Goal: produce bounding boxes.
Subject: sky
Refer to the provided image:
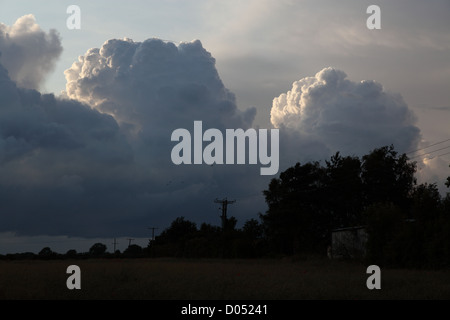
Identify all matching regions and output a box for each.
[0,0,449,254]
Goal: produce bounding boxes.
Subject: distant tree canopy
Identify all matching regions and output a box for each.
[123,244,143,258]
[365,182,450,268]
[66,249,77,258]
[361,146,416,211]
[160,217,198,243]
[89,243,107,256]
[38,247,54,258]
[150,215,266,259]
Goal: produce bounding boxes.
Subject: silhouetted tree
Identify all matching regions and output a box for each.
[224,216,237,232]
[162,216,198,242]
[234,218,266,258]
[361,145,416,213]
[364,202,406,266]
[411,183,441,222]
[364,181,450,268]
[10,252,36,260]
[261,145,418,256]
[123,244,143,258]
[153,217,198,257]
[242,218,264,240]
[196,223,222,257]
[325,152,363,228]
[411,181,450,268]
[261,161,328,254]
[89,243,107,256]
[38,247,55,260]
[65,249,78,258]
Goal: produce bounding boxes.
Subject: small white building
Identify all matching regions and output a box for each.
[330,226,368,259]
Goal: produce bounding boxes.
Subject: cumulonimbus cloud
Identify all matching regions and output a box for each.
[0,14,62,90]
[271,67,421,156]
[0,16,430,241]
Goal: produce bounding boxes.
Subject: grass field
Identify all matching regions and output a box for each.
[0,257,449,300]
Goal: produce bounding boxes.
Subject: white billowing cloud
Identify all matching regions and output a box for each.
[64,38,255,133]
[0,14,62,90]
[271,67,421,156]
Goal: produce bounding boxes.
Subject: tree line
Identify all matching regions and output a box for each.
[149,145,450,268]
[2,145,449,268]
[0,242,150,260]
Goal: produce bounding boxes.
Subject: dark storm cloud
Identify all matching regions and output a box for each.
[0,55,138,236]
[0,36,264,238]
[0,15,62,90]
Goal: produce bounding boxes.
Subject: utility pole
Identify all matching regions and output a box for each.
[112,238,118,252]
[148,227,159,241]
[147,227,159,258]
[214,198,236,230]
[127,238,134,247]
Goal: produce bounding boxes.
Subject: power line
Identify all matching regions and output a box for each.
[437,151,450,158]
[408,145,450,160]
[406,138,450,155]
[423,151,450,160]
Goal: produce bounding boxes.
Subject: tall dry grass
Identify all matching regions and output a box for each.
[0,257,449,299]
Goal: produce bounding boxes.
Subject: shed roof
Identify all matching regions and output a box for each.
[332,225,366,232]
